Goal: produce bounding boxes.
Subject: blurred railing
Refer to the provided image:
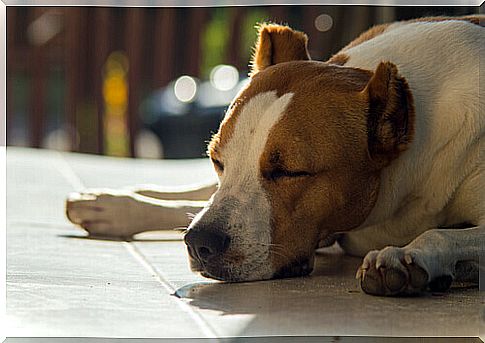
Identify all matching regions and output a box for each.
[6,6,478,158]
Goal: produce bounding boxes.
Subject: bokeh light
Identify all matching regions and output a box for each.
[174,75,198,103]
[210,64,239,91]
[314,14,333,32]
[27,11,63,46]
[135,129,164,159]
[102,51,129,157]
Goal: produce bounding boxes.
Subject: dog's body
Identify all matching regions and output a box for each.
[336,18,483,251]
[67,16,484,296]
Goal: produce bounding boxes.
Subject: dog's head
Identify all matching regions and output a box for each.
[185,24,415,281]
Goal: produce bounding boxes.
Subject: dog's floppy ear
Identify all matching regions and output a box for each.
[250,23,311,76]
[363,61,415,167]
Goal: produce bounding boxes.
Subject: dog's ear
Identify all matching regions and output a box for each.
[250,23,311,76]
[363,61,415,167]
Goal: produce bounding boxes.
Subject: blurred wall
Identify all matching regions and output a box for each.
[6,5,479,157]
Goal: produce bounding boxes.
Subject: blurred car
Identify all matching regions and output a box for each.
[140,65,249,159]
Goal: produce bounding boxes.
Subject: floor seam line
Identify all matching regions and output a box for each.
[54,151,85,191]
[123,242,220,339]
[53,151,219,339]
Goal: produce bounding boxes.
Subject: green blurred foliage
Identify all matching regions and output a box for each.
[201,8,269,77]
[240,9,269,71]
[201,8,230,78]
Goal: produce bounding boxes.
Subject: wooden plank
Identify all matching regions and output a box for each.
[268,5,287,23]
[93,7,111,154]
[226,7,245,69]
[340,6,373,48]
[29,8,47,148]
[301,6,320,58]
[6,7,17,144]
[153,8,177,88]
[64,8,82,151]
[184,8,209,77]
[125,8,144,157]
[302,6,343,61]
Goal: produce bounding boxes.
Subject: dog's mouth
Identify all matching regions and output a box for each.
[188,253,314,282]
[200,269,233,281]
[272,257,314,279]
[189,257,245,282]
[188,255,256,282]
[187,249,233,281]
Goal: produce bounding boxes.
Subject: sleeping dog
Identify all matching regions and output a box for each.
[66,15,484,296]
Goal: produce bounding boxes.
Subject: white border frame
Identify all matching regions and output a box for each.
[1,0,6,342]
[0,1,483,341]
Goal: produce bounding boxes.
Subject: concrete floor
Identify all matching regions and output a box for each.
[6,147,485,341]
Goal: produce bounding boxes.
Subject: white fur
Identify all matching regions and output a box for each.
[190,91,294,280]
[337,20,484,284]
[66,189,206,238]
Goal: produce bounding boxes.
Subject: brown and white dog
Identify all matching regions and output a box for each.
[66,16,484,296]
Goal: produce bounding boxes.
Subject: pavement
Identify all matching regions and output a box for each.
[5,147,485,342]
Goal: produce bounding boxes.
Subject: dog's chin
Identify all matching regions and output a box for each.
[272,257,314,280]
[189,256,314,282]
[200,269,234,282]
[188,258,269,282]
[188,258,231,281]
[197,264,268,283]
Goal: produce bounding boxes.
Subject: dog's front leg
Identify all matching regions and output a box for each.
[128,182,217,201]
[356,225,484,296]
[66,190,205,239]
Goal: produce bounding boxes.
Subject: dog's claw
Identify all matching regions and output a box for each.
[360,267,385,295]
[355,267,363,279]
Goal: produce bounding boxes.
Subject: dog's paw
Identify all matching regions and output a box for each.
[65,189,143,239]
[356,246,448,296]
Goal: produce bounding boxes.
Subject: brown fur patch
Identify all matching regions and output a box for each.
[327,53,349,66]
[255,63,383,272]
[364,62,415,167]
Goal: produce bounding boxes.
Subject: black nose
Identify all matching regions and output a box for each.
[184,229,230,262]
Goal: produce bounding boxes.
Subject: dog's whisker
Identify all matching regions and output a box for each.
[237,242,286,249]
[268,249,293,263]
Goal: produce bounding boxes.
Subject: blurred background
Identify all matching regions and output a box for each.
[6,5,480,159]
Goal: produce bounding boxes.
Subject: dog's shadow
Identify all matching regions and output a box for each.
[175,248,479,319]
[174,246,365,316]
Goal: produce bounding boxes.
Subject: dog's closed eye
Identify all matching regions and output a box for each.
[265,168,313,181]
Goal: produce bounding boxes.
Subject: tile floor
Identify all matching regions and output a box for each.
[5,147,485,341]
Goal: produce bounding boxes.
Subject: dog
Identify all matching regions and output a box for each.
[66,15,484,296]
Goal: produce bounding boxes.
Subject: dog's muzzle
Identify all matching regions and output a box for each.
[184,226,315,282]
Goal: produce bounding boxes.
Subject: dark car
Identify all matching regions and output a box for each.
[141,66,249,159]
